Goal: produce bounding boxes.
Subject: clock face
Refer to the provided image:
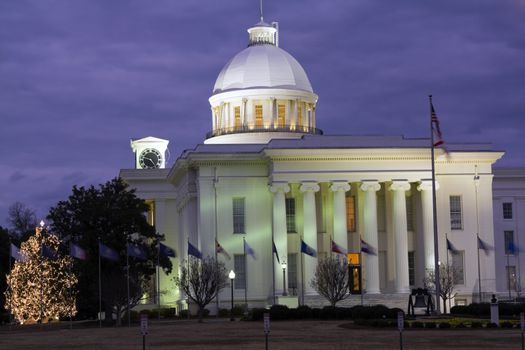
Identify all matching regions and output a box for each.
[139,148,163,169]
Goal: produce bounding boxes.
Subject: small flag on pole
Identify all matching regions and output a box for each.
[431,101,448,153]
[507,241,518,255]
[331,239,347,255]
[216,240,231,260]
[300,239,317,258]
[360,238,376,255]
[188,241,202,259]
[244,239,256,259]
[70,243,88,260]
[127,243,147,260]
[159,243,176,258]
[10,243,27,262]
[477,237,491,255]
[272,240,280,264]
[99,242,119,261]
[446,238,459,253]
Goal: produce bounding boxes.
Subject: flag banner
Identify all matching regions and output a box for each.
[244,239,256,259]
[159,243,176,258]
[272,240,280,264]
[477,237,491,254]
[99,242,119,261]
[215,240,231,260]
[431,102,448,152]
[10,243,27,262]
[70,243,88,260]
[300,239,317,257]
[42,245,58,259]
[331,239,347,255]
[188,241,202,259]
[507,241,518,255]
[127,243,147,260]
[446,238,459,252]
[360,239,377,255]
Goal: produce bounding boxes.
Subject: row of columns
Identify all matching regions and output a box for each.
[270,179,437,295]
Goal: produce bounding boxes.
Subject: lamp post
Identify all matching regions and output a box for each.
[229,270,235,321]
[281,261,287,296]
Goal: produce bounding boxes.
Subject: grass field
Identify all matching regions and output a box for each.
[1,319,524,349]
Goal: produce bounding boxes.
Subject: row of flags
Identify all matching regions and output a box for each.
[446,236,494,255]
[9,241,177,263]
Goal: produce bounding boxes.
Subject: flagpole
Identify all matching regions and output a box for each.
[213,168,220,316]
[507,253,512,300]
[126,244,131,327]
[98,238,102,328]
[271,201,276,305]
[430,95,442,314]
[243,237,248,312]
[157,242,161,321]
[301,249,305,306]
[474,166,482,302]
[187,239,191,319]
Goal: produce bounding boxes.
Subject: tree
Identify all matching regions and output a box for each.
[47,177,172,325]
[7,202,37,239]
[4,225,77,324]
[310,256,350,307]
[174,257,228,322]
[424,263,461,314]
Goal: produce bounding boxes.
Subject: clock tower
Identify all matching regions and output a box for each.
[130,136,169,169]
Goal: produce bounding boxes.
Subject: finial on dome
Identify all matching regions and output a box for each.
[260,0,264,22]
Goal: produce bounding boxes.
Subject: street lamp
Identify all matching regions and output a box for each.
[229,270,235,321]
[281,261,287,296]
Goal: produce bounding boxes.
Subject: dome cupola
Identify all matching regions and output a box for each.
[206,18,320,144]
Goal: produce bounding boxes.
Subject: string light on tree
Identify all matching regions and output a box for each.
[4,223,78,324]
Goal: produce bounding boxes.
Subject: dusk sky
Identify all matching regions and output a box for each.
[1,0,524,226]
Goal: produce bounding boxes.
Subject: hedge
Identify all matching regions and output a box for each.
[451,302,525,317]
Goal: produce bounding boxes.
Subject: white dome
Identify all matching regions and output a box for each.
[213,44,313,94]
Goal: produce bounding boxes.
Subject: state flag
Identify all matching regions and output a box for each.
[159,243,176,258]
[360,238,377,255]
[70,243,88,260]
[300,239,317,258]
[42,245,58,259]
[331,239,347,255]
[127,243,147,260]
[216,240,231,260]
[244,239,256,259]
[446,238,459,253]
[188,241,202,259]
[10,243,27,262]
[272,240,280,264]
[99,242,119,261]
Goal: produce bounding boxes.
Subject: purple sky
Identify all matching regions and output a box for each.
[1,0,524,226]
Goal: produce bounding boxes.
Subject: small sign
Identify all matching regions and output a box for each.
[397,311,404,332]
[521,312,524,332]
[263,313,270,334]
[347,253,360,266]
[140,314,148,336]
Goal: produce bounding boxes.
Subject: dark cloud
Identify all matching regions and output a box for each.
[0,0,524,225]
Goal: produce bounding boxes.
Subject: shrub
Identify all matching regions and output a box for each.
[250,308,267,321]
[501,321,514,328]
[232,305,245,316]
[424,322,437,329]
[311,308,321,319]
[411,321,424,328]
[218,308,230,318]
[179,310,190,318]
[455,322,466,328]
[350,305,392,320]
[320,306,347,320]
[159,308,177,319]
[294,305,313,319]
[270,305,289,320]
[486,322,498,328]
[439,322,451,329]
[471,321,483,328]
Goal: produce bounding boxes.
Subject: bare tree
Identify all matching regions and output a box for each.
[424,263,461,314]
[311,256,350,307]
[174,257,228,322]
[7,202,37,238]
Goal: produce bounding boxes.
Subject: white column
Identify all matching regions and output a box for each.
[417,179,439,273]
[300,182,320,295]
[269,182,290,296]
[241,98,247,127]
[269,97,275,128]
[360,181,381,294]
[330,181,351,252]
[390,180,411,293]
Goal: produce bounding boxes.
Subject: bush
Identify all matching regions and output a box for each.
[250,308,268,321]
[439,322,451,329]
[320,306,347,320]
[350,305,393,320]
[270,305,289,320]
[218,308,230,318]
[471,321,483,328]
[179,310,189,319]
[455,322,466,328]
[501,321,514,328]
[312,308,321,319]
[232,305,245,316]
[294,305,313,319]
[159,308,177,319]
[424,322,437,329]
[411,321,424,328]
[486,322,498,328]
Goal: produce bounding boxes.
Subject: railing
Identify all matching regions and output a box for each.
[205,125,323,139]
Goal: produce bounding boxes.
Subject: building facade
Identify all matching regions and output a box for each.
[120,19,505,311]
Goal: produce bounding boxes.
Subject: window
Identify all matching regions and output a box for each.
[504,230,515,255]
[234,106,241,129]
[287,253,298,294]
[285,198,296,233]
[449,196,463,230]
[277,104,285,128]
[297,106,303,128]
[408,251,415,286]
[146,200,155,226]
[451,250,465,285]
[506,265,517,291]
[406,196,413,231]
[346,196,356,232]
[255,104,263,128]
[232,198,245,234]
[503,202,513,219]
[234,255,246,289]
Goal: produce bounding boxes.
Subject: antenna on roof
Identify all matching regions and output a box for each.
[259,0,264,22]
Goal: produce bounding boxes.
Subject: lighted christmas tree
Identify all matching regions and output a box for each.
[4,224,78,324]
